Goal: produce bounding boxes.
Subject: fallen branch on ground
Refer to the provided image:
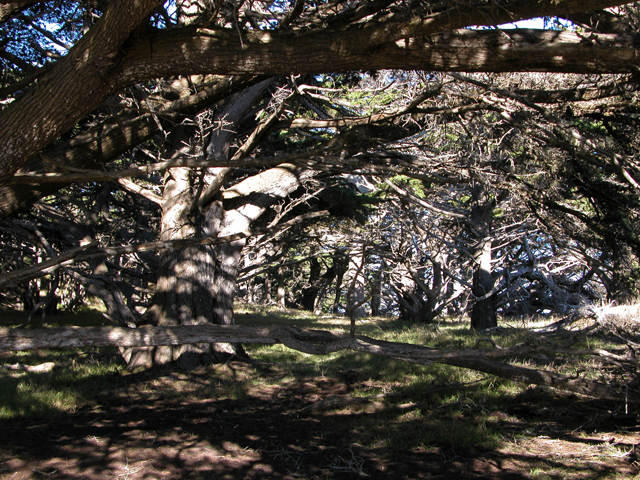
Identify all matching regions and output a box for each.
[0,324,636,404]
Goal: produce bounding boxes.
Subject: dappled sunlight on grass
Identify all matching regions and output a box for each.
[0,375,80,418]
[1,305,638,479]
[0,348,126,418]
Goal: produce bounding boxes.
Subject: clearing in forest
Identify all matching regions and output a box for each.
[0,306,638,479]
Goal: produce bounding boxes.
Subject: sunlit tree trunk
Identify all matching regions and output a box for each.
[146,164,228,369]
[370,259,384,316]
[313,256,339,314]
[126,77,275,369]
[300,254,321,311]
[277,266,287,308]
[469,183,498,331]
[347,244,367,318]
[331,252,348,313]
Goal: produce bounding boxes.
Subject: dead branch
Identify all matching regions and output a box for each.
[0,323,637,404]
[0,210,329,288]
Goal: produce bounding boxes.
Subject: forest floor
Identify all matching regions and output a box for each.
[1,306,639,479]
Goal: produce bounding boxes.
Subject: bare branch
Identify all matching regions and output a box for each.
[0,210,329,288]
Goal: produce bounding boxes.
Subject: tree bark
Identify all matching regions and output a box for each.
[470,236,497,331]
[370,259,384,316]
[0,75,261,221]
[469,183,498,331]
[119,29,640,85]
[0,0,163,184]
[300,255,322,311]
[346,245,367,318]
[609,240,640,304]
[277,266,287,308]
[143,162,227,369]
[130,164,315,369]
[331,253,348,313]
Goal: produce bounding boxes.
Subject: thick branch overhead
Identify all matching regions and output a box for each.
[0,0,637,184]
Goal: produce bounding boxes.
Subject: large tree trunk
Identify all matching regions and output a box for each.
[125,164,314,370]
[127,162,230,370]
[126,78,278,370]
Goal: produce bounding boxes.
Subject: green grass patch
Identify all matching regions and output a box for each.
[0,302,630,472]
[0,348,125,419]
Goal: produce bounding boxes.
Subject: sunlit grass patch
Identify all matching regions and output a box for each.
[0,377,80,418]
[0,348,125,419]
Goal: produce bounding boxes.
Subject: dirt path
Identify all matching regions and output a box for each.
[1,363,638,479]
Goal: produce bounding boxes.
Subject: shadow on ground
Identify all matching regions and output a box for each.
[1,361,638,480]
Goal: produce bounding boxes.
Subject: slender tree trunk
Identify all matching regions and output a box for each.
[610,241,640,304]
[347,244,367,318]
[313,265,337,314]
[469,183,498,332]
[264,274,272,304]
[470,235,497,331]
[370,259,383,316]
[300,255,321,311]
[332,252,348,313]
[277,266,287,308]
[312,257,339,314]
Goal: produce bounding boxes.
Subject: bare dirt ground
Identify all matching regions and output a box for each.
[1,361,639,480]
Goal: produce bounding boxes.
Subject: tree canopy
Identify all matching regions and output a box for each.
[1,0,640,190]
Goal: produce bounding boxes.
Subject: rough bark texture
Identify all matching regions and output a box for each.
[120,29,640,83]
[0,0,163,184]
[125,164,315,370]
[126,79,283,370]
[144,164,226,369]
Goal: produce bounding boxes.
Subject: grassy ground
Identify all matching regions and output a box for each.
[0,305,638,479]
